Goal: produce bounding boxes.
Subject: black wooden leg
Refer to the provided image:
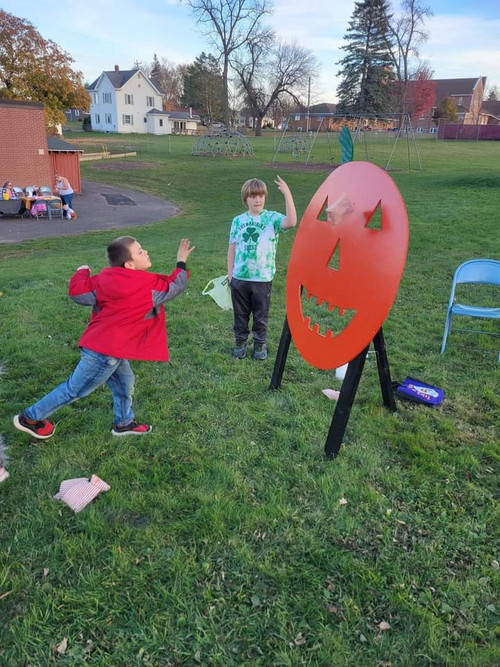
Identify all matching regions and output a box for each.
[324,345,369,458]
[269,317,292,390]
[373,328,396,411]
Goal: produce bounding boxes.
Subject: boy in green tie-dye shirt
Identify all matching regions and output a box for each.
[227,176,297,360]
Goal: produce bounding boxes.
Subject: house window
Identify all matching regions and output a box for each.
[122,114,134,125]
[174,121,186,130]
[458,96,463,106]
[159,119,163,127]
[295,114,301,121]
[105,113,112,124]
[74,110,80,117]
[102,92,112,104]
[146,96,154,106]
[95,113,100,124]
[125,94,134,105]
[93,93,99,104]
[144,117,147,123]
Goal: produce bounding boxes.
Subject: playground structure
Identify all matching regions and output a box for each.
[272,112,422,171]
[192,128,254,157]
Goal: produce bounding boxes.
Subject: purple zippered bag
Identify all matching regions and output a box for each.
[393,377,444,406]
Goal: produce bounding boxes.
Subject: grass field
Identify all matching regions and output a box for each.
[0,134,499,665]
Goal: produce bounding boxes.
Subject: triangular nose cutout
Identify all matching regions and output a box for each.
[319,196,329,221]
[365,200,383,230]
[327,240,340,271]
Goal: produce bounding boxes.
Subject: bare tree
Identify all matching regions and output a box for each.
[384,0,433,112]
[186,0,272,127]
[233,38,317,135]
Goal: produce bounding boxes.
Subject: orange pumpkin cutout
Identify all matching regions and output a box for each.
[286,162,409,370]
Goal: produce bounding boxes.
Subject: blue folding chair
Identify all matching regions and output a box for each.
[440,259,500,362]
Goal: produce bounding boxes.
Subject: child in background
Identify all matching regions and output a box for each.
[227,176,297,360]
[14,236,194,438]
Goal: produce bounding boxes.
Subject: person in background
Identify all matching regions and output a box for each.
[54,172,75,219]
[2,181,17,199]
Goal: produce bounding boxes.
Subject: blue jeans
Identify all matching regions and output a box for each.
[60,193,74,209]
[24,348,135,426]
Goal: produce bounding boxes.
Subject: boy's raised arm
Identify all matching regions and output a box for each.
[152,238,194,305]
[69,266,97,307]
[275,175,297,230]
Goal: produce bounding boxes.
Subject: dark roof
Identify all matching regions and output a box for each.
[146,108,169,115]
[482,100,500,118]
[47,136,83,152]
[146,109,200,120]
[291,102,338,116]
[309,103,337,114]
[0,99,44,110]
[88,68,157,91]
[168,111,200,120]
[434,77,486,102]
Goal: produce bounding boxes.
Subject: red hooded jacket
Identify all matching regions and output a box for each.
[68,264,189,362]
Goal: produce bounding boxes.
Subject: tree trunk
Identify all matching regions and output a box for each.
[222,58,230,128]
[254,115,263,136]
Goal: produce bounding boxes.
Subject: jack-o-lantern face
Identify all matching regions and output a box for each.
[286,162,408,370]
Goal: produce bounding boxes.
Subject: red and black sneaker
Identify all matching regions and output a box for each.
[111,421,152,437]
[13,413,55,439]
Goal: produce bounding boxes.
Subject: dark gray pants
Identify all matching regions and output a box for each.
[231,278,272,345]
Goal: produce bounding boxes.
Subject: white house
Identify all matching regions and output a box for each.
[87,65,162,134]
[146,109,200,135]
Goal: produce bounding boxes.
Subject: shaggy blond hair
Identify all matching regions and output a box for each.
[241,178,267,206]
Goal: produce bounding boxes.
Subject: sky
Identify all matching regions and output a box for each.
[2,0,499,103]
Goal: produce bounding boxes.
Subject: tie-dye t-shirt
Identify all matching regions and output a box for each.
[229,210,286,281]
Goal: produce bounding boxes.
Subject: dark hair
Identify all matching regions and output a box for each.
[107,236,136,267]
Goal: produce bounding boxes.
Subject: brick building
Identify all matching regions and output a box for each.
[0,100,53,188]
[0,99,82,192]
[413,77,488,132]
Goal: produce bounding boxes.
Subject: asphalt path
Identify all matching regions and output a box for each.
[0,179,180,244]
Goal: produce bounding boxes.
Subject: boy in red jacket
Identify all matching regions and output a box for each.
[14,236,194,439]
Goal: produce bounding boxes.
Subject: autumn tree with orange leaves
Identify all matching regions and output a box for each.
[0,10,90,132]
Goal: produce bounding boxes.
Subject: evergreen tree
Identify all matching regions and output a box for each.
[181,53,224,122]
[336,0,393,115]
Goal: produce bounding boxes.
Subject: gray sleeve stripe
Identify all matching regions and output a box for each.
[152,271,188,306]
[71,290,97,307]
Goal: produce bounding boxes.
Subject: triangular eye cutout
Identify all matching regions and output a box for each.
[364,199,383,230]
[327,240,340,271]
[318,196,329,222]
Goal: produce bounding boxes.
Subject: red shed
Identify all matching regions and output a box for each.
[48,136,84,193]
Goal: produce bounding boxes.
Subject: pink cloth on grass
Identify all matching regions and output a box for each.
[54,474,110,512]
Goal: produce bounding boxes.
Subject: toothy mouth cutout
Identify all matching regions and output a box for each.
[300,285,357,337]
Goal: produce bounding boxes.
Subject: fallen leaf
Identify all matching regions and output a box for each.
[491,560,499,570]
[322,388,340,401]
[339,497,348,506]
[0,591,12,600]
[327,604,338,613]
[43,568,49,578]
[56,637,68,654]
[294,633,306,646]
[379,621,390,631]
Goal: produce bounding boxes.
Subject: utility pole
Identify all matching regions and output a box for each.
[306,77,311,133]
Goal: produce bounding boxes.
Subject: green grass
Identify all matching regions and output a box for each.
[1,135,499,665]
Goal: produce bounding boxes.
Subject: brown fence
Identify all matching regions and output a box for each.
[438,124,500,141]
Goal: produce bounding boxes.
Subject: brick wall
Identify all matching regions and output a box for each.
[0,100,52,189]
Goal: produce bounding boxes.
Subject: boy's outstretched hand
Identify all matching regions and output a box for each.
[177,238,195,263]
[275,175,291,196]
